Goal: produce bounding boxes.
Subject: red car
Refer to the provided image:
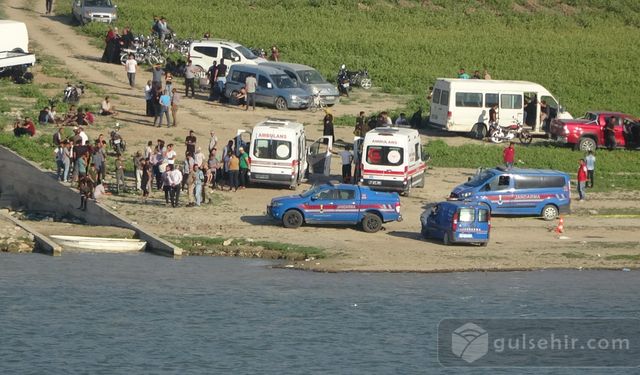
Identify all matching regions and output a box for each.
[550,111,640,151]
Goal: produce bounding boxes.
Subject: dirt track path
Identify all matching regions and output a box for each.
[5,0,640,271]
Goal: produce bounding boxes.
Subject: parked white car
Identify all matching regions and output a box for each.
[188,39,266,85]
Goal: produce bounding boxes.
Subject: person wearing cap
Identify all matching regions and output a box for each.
[238,147,249,189]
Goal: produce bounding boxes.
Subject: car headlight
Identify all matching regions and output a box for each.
[271,201,283,207]
[290,95,298,100]
[460,192,472,198]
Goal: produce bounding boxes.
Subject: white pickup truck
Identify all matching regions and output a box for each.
[0,20,35,82]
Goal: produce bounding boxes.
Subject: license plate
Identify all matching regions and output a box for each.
[324,96,335,100]
[458,233,473,239]
[368,180,382,186]
[113,139,121,144]
[254,174,269,180]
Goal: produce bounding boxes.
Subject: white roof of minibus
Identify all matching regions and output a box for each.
[435,78,550,92]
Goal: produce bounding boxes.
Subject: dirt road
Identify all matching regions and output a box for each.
[5,0,640,271]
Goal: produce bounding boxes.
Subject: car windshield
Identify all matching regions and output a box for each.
[581,112,598,122]
[271,74,297,89]
[298,70,325,84]
[85,0,113,6]
[252,139,292,160]
[236,46,258,60]
[465,170,495,187]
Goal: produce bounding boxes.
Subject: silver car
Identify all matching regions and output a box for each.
[261,62,340,105]
[72,0,118,25]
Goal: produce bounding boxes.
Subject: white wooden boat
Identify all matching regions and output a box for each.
[50,235,147,253]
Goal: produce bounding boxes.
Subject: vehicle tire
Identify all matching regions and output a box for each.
[443,231,452,245]
[480,241,488,247]
[120,53,128,65]
[519,130,533,145]
[360,78,372,89]
[469,123,487,140]
[361,213,382,233]
[417,172,425,188]
[229,91,239,105]
[541,204,559,221]
[490,129,504,144]
[282,210,303,229]
[275,96,288,111]
[578,137,597,152]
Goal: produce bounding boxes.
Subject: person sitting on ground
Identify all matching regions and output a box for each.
[234,87,247,109]
[100,96,117,116]
[76,108,88,126]
[38,107,53,124]
[61,105,78,126]
[85,108,95,125]
[13,117,36,137]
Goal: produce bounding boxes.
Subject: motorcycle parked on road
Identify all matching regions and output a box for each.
[110,124,126,156]
[63,82,85,104]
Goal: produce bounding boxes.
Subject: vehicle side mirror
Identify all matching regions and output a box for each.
[266,82,272,89]
[483,184,491,191]
[310,195,318,201]
[234,56,240,62]
[467,177,472,182]
[559,106,564,113]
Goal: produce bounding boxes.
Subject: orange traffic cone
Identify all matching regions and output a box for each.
[555,216,564,234]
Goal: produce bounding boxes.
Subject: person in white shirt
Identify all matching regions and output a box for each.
[330,145,354,183]
[78,127,89,145]
[585,151,596,188]
[144,81,154,116]
[124,53,137,88]
[164,143,177,165]
[194,147,205,167]
[100,96,117,116]
[166,164,183,207]
[208,130,218,154]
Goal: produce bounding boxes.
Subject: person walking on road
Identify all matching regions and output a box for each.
[585,151,596,188]
[125,53,137,88]
[45,0,53,14]
[503,142,515,169]
[171,88,180,127]
[577,159,588,201]
[244,74,257,111]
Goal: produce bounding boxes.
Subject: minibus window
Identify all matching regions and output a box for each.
[366,146,404,166]
[458,208,475,222]
[485,93,499,108]
[466,170,495,187]
[440,90,450,106]
[432,88,441,104]
[500,94,522,109]
[455,93,482,108]
[478,209,489,222]
[253,139,292,160]
[487,175,510,191]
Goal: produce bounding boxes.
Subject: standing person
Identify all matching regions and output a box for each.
[78,176,93,211]
[227,151,240,192]
[151,65,164,90]
[270,46,280,61]
[194,165,204,206]
[165,143,177,166]
[194,147,205,168]
[167,164,183,208]
[585,151,596,188]
[330,145,353,183]
[489,103,498,127]
[604,117,617,150]
[184,60,196,98]
[140,158,151,203]
[54,142,65,181]
[483,69,492,80]
[45,0,53,14]
[238,147,249,189]
[115,155,126,193]
[185,130,197,155]
[171,88,180,127]
[323,109,334,143]
[577,159,588,201]
[354,111,367,137]
[208,130,218,154]
[144,81,154,116]
[61,140,72,182]
[244,74,257,111]
[154,89,172,127]
[207,60,218,100]
[503,142,515,169]
[186,158,196,206]
[125,53,137,88]
[133,151,143,191]
[214,58,228,100]
[208,149,219,189]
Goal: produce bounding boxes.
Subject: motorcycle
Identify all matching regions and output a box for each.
[337,65,350,97]
[346,68,372,89]
[63,82,85,104]
[488,117,533,144]
[109,124,126,156]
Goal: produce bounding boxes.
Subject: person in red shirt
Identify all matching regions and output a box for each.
[577,159,588,201]
[503,142,515,169]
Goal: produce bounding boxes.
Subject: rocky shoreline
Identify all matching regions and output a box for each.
[0,213,34,253]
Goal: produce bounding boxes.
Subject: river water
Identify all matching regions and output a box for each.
[1,253,638,374]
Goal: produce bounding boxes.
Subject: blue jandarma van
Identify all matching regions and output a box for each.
[449,167,571,221]
[420,201,490,246]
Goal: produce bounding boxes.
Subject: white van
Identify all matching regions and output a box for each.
[0,20,35,78]
[429,79,573,138]
[357,127,426,195]
[236,119,308,189]
[188,39,266,86]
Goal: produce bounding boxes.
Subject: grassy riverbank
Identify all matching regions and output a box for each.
[59,0,640,115]
[425,140,640,191]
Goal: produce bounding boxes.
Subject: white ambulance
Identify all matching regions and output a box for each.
[236,119,308,189]
[357,127,426,195]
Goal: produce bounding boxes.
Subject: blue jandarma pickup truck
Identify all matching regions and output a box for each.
[267,182,402,233]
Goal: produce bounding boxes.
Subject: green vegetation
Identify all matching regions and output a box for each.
[561,251,588,259]
[425,140,640,191]
[166,235,326,260]
[604,254,640,261]
[62,0,640,116]
[0,132,56,170]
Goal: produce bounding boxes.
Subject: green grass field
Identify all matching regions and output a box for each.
[63,0,640,116]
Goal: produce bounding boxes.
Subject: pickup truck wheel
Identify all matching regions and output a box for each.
[578,137,597,152]
[542,204,559,221]
[361,213,382,233]
[282,210,303,228]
